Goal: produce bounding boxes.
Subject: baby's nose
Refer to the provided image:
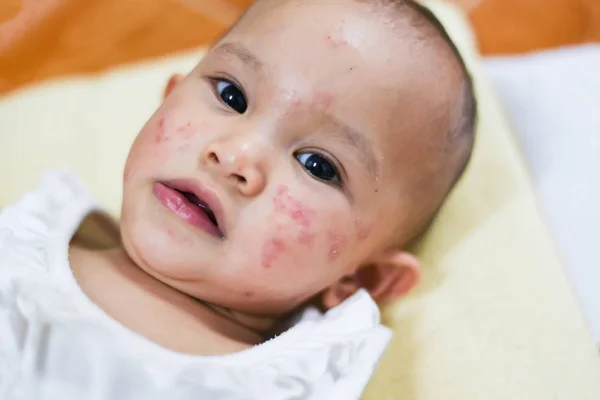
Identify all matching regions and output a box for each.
[202,139,267,197]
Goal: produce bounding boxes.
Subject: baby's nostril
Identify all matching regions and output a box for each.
[208,152,219,163]
[234,174,247,184]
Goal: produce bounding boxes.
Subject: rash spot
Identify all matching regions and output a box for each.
[177,122,194,136]
[354,219,373,242]
[299,230,316,247]
[274,185,289,212]
[326,35,348,49]
[328,231,349,262]
[156,116,170,143]
[262,238,287,269]
[313,92,334,112]
[175,122,196,150]
[273,185,317,248]
[243,291,254,297]
[123,167,131,182]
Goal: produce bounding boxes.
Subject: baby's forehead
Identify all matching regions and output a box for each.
[223,0,458,112]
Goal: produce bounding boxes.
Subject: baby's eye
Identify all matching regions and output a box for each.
[295,152,341,185]
[215,79,248,114]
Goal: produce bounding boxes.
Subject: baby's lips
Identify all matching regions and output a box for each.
[162,177,228,238]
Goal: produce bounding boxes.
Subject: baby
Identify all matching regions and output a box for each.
[0,0,476,398]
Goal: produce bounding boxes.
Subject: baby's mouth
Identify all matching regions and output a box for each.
[154,179,225,238]
[177,190,219,228]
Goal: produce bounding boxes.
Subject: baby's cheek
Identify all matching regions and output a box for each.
[255,186,377,272]
[261,237,287,269]
[327,231,350,262]
[258,185,375,270]
[354,219,374,242]
[153,109,203,150]
[123,165,132,183]
[260,185,319,269]
[325,219,375,263]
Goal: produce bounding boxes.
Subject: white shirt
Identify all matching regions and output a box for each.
[0,170,392,400]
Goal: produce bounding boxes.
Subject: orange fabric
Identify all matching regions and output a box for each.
[1,0,599,94]
[0,0,252,94]
[470,0,600,55]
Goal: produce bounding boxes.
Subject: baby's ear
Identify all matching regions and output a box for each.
[163,74,185,100]
[321,251,421,310]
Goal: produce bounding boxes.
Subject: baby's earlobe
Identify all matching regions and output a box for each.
[355,252,421,304]
[321,276,362,310]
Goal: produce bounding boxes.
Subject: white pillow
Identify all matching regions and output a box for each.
[485,45,600,341]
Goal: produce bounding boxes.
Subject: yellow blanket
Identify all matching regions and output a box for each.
[1,2,599,399]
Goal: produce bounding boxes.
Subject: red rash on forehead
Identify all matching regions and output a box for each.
[326,34,349,49]
[313,92,334,112]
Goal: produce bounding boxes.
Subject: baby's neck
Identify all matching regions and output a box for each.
[69,244,276,355]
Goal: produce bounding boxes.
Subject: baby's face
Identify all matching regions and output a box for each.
[121,0,454,314]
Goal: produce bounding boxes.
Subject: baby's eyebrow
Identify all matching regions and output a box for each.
[324,114,380,180]
[213,42,264,76]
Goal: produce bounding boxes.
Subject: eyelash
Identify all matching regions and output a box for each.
[210,76,249,114]
[295,150,344,187]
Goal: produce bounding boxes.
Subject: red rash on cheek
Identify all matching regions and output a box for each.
[273,185,289,213]
[261,238,287,269]
[354,219,374,242]
[274,185,317,247]
[261,186,318,269]
[123,166,131,182]
[298,230,316,247]
[328,231,349,262]
[156,111,198,146]
[175,122,198,150]
[177,122,194,138]
[156,117,170,143]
